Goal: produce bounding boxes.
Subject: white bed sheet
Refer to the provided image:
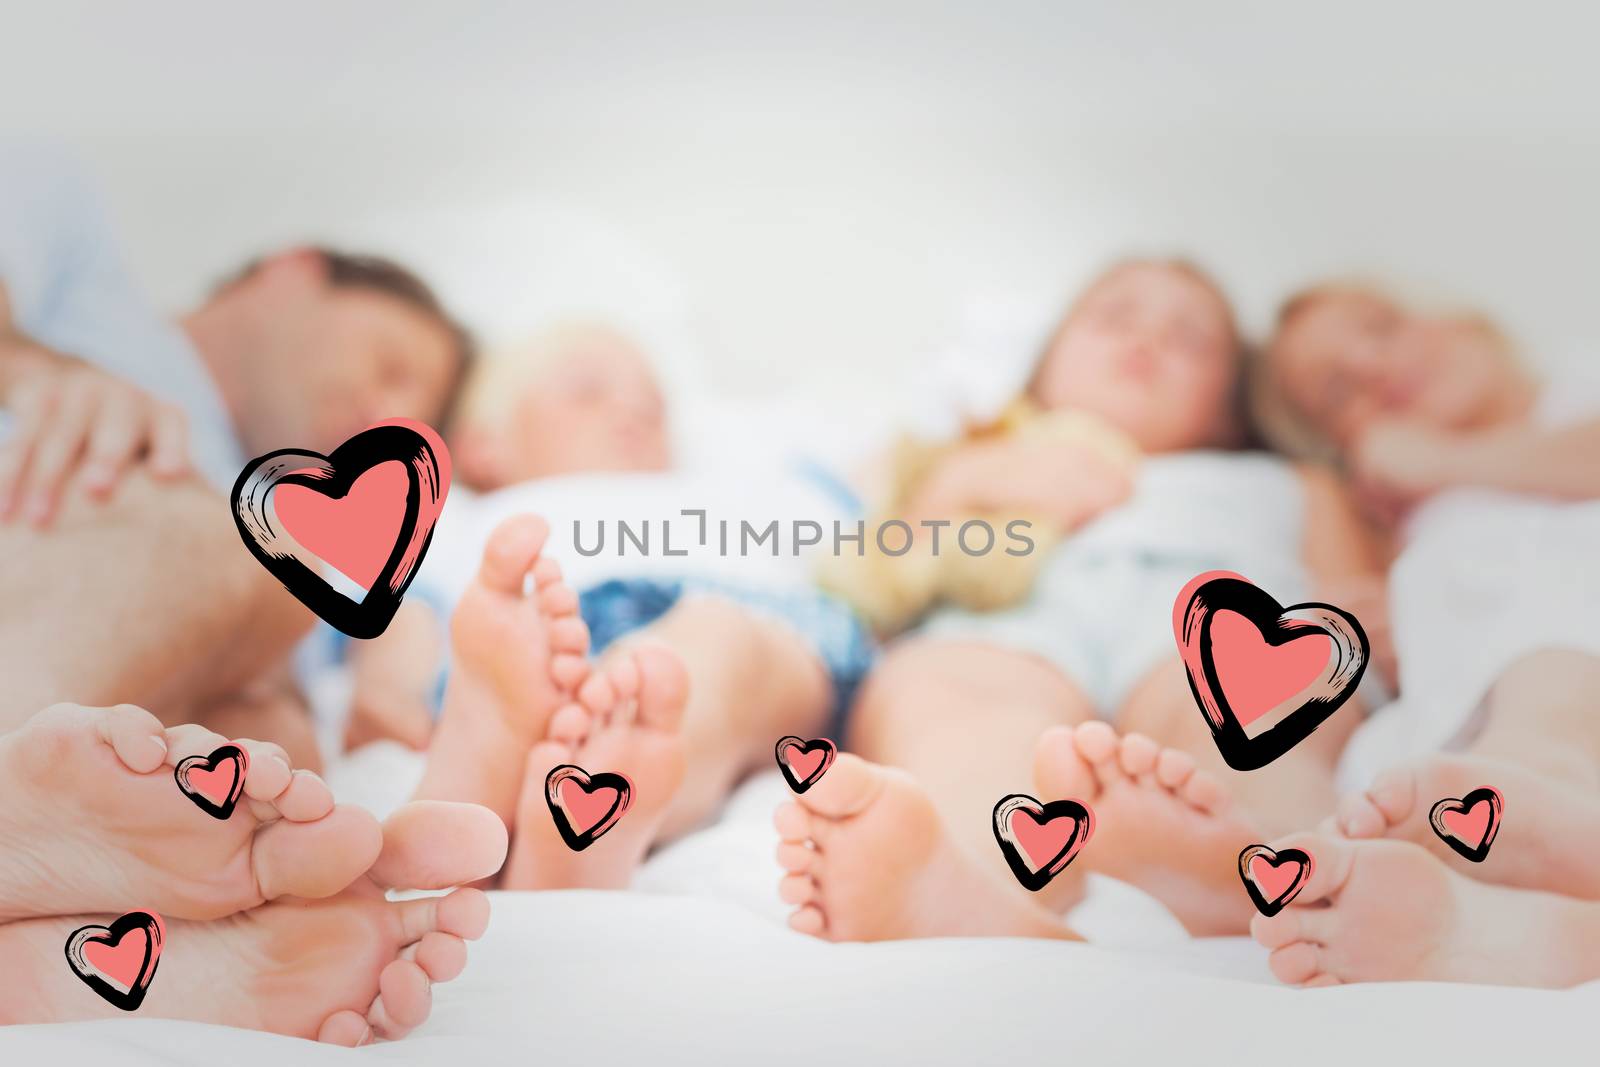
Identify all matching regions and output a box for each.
[5,761,1588,1064]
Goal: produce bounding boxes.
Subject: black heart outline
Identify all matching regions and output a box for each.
[991,794,1095,893]
[230,421,448,639]
[1429,786,1504,863]
[774,736,837,794]
[544,764,634,852]
[173,743,250,821]
[64,910,165,1012]
[1176,573,1369,771]
[1238,844,1314,917]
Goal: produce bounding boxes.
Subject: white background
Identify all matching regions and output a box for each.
[3,0,1596,411]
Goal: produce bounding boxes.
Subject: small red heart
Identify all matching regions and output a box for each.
[545,765,633,851]
[65,911,166,1012]
[1429,787,1504,863]
[1238,844,1314,916]
[174,743,250,820]
[774,736,837,793]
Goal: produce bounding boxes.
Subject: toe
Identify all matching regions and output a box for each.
[548,616,590,656]
[1268,942,1324,985]
[273,769,336,821]
[395,887,493,943]
[547,706,590,746]
[254,805,384,903]
[406,931,469,983]
[776,841,816,873]
[317,1009,372,1047]
[631,643,689,732]
[789,905,826,936]
[1178,768,1230,814]
[1118,732,1161,777]
[793,754,886,820]
[1032,724,1098,803]
[235,739,293,802]
[1267,832,1355,905]
[1251,909,1309,950]
[540,584,581,618]
[1302,973,1342,988]
[1335,791,1388,838]
[371,959,432,1037]
[1364,767,1418,828]
[1154,747,1196,790]
[577,673,618,720]
[531,556,564,590]
[779,872,817,905]
[96,704,168,773]
[163,723,231,763]
[550,655,590,693]
[1073,721,1126,785]
[369,802,510,891]
[477,515,550,593]
[774,802,812,843]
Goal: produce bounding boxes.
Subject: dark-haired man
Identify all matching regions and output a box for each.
[0,145,472,740]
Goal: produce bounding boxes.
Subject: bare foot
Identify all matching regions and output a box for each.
[1336,754,1600,897]
[0,800,507,1041]
[1251,833,1600,988]
[503,643,689,888]
[773,753,1078,941]
[1032,722,1259,936]
[413,514,590,826]
[0,703,382,922]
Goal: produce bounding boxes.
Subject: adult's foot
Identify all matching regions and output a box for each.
[1251,833,1600,988]
[1032,722,1259,936]
[1336,754,1600,898]
[413,514,590,826]
[0,800,506,1042]
[0,702,381,922]
[773,753,1078,942]
[502,643,689,889]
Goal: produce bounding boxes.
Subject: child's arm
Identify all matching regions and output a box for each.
[1298,463,1398,693]
[909,436,1133,530]
[1354,418,1600,505]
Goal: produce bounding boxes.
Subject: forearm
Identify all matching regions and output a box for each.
[1449,421,1600,499]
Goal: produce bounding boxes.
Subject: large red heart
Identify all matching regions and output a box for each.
[1174,571,1369,771]
[774,736,837,794]
[1238,844,1314,916]
[992,794,1095,892]
[1429,787,1504,863]
[65,911,166,1012]
[231,419,450,639]
[545,764,633,851]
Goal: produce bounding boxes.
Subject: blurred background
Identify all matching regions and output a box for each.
[4,0,1596,419]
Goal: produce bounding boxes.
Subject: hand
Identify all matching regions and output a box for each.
[0,304,190,526]
[1348,420,1462,517]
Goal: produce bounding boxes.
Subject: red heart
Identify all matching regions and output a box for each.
[1010,808,1081,870]
[559,779,623,834]
[173,744,250,820]
[65,911,166,1011]
[992,794,1095,891]
[1209,610,1333,727]
[1429,787,1504,862]
[274,460,410,591]
[544,765,633,851]
[774,736,837,793]
[1237,844,1314,916]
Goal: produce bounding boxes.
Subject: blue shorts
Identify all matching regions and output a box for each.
[580,577,875,737]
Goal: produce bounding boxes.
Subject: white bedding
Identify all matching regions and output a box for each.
[4,763,1591,1063]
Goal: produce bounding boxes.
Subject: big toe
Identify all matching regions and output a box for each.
[1033,724,1098,803]
[477,514,551,593]
[630,642,690,732]
[794,754,888,820]
[368,801,509,890]
[254,804,384,905]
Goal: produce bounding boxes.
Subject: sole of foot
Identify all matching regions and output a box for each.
[416,513,591,826]
[502,642,689,889]
[773,753,1078,942]
[0,702,382,922]
[1336,753,1600,896]
[1032,721,1259,936]
[1251,832,1595,988]
[2,800,508,1041]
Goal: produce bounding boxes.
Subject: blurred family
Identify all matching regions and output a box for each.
[2,143,1599,1043]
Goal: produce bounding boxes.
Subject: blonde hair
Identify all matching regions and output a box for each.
[459,319,647,428]
[1252,278,1522,461]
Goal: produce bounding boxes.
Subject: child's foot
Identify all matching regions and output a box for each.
[773,753,1079,942]
[1336,754,1600,897]
[0,800,506,1041]
[1250,833,1598,988]
[502,643,689,889]
[1032,722,1259,935]
[414,514,591,825]
[0,703,382,922]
